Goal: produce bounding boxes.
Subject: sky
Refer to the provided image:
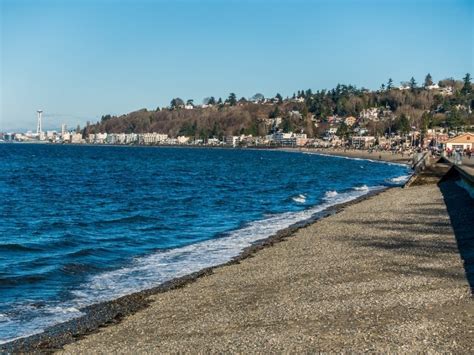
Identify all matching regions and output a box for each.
[1,0,473,131]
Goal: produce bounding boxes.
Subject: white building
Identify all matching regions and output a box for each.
[351,136,375,148]
[177,136,190,144]
[207,138,220,145]
[71,133,83,144]
[426,83,440,90]
[142,133,168,144]
[360,108,379,121]
[226,136,240,147]
[445,133,474,151]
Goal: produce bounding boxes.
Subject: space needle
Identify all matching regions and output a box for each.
[36,109,43,140]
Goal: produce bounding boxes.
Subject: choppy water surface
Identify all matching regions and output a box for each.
[0,144,410,342]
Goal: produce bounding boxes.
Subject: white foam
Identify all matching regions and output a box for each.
[353,185,369,191]
[387,174,411,184]
[292,194,306,203]
[0,185,383,345]
[324,190,338,199]
[302,151,409,167]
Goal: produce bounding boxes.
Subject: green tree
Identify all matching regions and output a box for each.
[101,114,112,123]
[203,97,216,105]
[227,93,237,106]
[380,83,386,91]
[275,93,283,103]
[186,99,194,106]
[409,77,417,91]
[446,109,466,129]
[424,73,433,87]
[421,111,431,134]
[281,117,294,133]
[170,97,184,109]
[269,106,281,118]
[336,122,349,138]
[387,78,393,90]
[461,73,472,94]
[397,114,410,134]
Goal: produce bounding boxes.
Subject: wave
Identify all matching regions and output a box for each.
[0,184,382,345]
[386,174,411,184]
[353,185,369,191]
[0,243,41,252]
[303,151,409,167]
[93,214,157,226]
[292,194,306,203]
[324,190,338,199]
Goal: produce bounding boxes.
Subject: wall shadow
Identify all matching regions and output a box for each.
[438,178,474,294]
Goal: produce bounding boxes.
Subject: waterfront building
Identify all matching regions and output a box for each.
[226,136,240,147]
[177,136,190,144]
[142,133,168,144]
[71,133,83,144]
[351,136,376,148]
[445,133,474,151]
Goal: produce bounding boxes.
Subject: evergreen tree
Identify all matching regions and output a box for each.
[227,93,237,106]
[397,114,410,134]
[336,122,349,138]
[424,73,433,87]
[387,78,393,90]
[217,97,223,105]
[269,106,281,118]
[380,83,386,91]
[275,93,283,103]
[409,77,417,90]
[281,117,294,133]
[446,109,465,129]
[461,73,472,94]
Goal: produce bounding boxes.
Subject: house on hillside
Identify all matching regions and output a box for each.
[360,108,379,121]
[445,133,474,151]
[344,116,357,127]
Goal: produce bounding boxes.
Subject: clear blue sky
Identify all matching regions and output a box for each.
[1,0,473,131]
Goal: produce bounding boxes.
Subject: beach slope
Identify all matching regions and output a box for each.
[61,183,473,353]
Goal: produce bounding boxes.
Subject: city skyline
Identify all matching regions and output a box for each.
[1,0,473,131]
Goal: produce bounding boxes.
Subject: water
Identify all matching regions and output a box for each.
[0,144,410,343]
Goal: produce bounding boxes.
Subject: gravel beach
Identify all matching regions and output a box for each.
[59,181,474,353]
[295,147,414,165]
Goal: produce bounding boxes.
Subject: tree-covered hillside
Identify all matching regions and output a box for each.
[84,74,474,139]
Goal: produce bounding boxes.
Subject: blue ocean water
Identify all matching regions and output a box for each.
[0,144,410,343]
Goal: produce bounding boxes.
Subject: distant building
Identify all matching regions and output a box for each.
[351,136,375,148]
[71,133,83,144]
[142,133,168,144]
[207,138,220,145]
[177,136,190,144]
[226,136,240,147]
[445,133,474,151]
[426,83,440,90]
[360,108,379,121]
[344,116,357,127]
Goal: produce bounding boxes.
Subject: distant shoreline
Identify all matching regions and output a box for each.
[2,141,413,166]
